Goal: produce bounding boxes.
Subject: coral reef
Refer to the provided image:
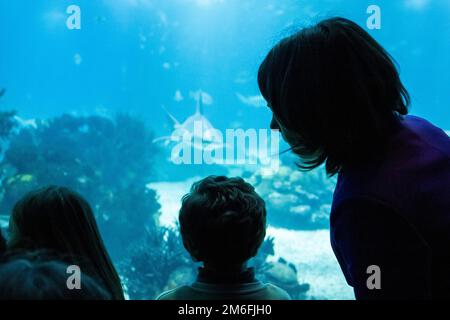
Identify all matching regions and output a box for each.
[0,111,17,140]
[252,237,310,299]
[245,161,336,230]
[0,110,18,161]
[0,113,161,258]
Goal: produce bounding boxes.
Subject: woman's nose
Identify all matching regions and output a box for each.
[270,116,280,130]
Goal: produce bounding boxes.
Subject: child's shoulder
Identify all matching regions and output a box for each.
[155,285,193,300]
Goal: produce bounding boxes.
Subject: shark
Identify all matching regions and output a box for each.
[153,92,280,169]
[153,91,224,151]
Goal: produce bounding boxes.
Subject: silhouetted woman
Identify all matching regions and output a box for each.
[8,186,125,300]
[258,17,450,299]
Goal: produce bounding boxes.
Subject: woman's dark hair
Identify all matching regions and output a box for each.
[0,251,112,300]
[179,176,266,266]
[258,17,410,175]
[8,186,124,300]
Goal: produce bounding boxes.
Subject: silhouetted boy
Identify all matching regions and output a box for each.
[157,176,291,300]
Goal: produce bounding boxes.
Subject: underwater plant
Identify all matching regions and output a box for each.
[120,226,195,300]
[0,110,18,161]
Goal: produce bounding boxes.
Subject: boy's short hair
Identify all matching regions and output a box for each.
[179,176,266,265]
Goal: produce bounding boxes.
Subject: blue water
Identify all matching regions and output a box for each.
[1,0,449,130]
[0,0,449,300]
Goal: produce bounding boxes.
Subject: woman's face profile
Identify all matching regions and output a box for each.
[270,113,300,148]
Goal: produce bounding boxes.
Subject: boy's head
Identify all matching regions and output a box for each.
[179,176,266,268]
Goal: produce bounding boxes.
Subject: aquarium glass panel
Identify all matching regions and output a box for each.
[1,0,449,300]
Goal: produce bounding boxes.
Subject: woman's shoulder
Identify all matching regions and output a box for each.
[332,115,450,216]
[401,115,450,157]
[330,196,427,251]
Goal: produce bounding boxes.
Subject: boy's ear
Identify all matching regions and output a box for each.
[182,238,202,262]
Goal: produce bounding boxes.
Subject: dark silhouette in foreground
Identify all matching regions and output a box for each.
[8,186,125,300]
[258,17,450,299]
[157,176,291,300]
[0,251,111,300]
[0,229,5,256]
